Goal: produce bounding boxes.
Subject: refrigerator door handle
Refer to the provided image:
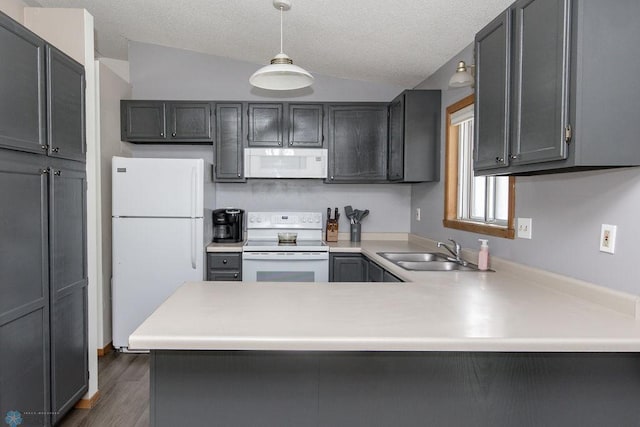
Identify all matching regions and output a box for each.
[190,167,197,218]
[191,218,197,269]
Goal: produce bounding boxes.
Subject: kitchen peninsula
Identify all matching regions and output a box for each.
[131,239,640,427]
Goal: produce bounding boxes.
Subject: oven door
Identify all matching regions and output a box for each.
[242,251,329,282]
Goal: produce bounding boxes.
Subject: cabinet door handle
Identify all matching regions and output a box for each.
[160,132,164,137]
[41,144,48,151]
[41,168,49,175]
[495,157,504,163]
[222,259,228,264]
[53,170,61,176]
[510,154,518,160]
[172,132,176,137]
[233,273,238,279]
[52,147,60,153]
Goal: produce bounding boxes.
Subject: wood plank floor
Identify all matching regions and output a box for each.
[58,352,150,427]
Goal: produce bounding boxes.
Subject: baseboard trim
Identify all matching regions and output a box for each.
[74,391,100,409]
[97,342,113,357]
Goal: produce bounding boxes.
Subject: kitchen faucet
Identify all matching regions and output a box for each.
[437,239,467,266]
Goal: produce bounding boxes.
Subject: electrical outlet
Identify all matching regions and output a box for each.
[415,208,421,221]
[517,218,532,239]
[599,224,617,254]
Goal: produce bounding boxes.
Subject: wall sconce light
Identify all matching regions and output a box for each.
[448,61,475,88]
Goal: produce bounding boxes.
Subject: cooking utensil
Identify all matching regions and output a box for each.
[344,205,353,218]
[360,209,369,221]
[334,207,339,222]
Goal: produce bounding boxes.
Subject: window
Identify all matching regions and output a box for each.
[443,95,515,239]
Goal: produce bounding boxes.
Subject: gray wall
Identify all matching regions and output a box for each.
[411,44,640,296]
[129,41,404,101]
[127,41,412,232]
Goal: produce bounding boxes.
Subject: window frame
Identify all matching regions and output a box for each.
[443,94,516,239]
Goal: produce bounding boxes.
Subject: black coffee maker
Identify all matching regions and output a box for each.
[212,208,244,243]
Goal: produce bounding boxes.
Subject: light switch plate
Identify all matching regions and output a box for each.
[599,224,617,254]
[517,218,532,239]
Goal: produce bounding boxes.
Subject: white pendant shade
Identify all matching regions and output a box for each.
[250,54,314,90]
[250,0,313,91]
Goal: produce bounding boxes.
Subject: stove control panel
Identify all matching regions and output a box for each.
[247,212,323,229]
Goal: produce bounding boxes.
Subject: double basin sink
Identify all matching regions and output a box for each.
[377,252,482,272]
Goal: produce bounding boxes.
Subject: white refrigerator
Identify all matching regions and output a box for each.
[112,156,204,350]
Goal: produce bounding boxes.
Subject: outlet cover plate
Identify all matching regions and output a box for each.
[517,218,532,239]
[600,224,617,254]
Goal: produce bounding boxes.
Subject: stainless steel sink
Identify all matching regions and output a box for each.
[377,252,483,272]
[377,252,451,263]
[395,261,479,271]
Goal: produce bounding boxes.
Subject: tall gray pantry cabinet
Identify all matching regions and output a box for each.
[0,11,88,427]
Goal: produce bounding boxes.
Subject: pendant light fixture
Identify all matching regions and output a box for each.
[249,0,314,90]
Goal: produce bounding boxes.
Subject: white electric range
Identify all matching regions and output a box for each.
[242,212,329,282]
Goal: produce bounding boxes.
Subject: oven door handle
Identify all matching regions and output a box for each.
[242,252,329,261]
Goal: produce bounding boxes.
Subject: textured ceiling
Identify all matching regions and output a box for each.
[27,0,512,87]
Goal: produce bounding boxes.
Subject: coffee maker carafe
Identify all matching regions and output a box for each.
[212,208,244,243]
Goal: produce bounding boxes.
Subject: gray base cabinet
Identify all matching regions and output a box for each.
[48,158,88,424]
[0,151,50,427]
[388,90,441,182]
[150,350,640,427]
[475,0,640,175]
[330,254,368,282]
[0,152,88,427]
[207,253,242,281]
[121,100,212,143]
[330,253,403,283]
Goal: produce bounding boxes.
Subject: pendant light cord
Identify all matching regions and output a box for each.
[279,6,284,54]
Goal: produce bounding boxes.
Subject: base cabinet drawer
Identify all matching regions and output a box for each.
[207,252,242,281]
[207,253,241,270]
[208,271,241,281]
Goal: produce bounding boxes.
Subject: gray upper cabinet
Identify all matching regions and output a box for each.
[475,0,640,175]
[214,103,245,182]
[248,103,323,148]
[47,46,86,162]
[474,10,511,171]
[121,100,213,143]
[0,151,50,427]
[0,14,46,154]
[122,101,166,141]
[327,104,388,182]
[247,103,283,147]
[510,0,570,165]
[48,158,88,424]
[168,102,212,142]
[388,90,441,182]
[288,104,324,147]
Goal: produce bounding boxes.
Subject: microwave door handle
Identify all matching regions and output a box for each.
[191,218,197,269]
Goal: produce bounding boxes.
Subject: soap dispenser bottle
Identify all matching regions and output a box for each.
[478,239,490,271]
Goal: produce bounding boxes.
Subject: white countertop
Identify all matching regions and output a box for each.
[131,238,640,352]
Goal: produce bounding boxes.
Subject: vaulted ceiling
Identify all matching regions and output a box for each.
[27,0,512,87]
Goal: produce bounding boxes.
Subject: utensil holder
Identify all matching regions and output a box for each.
[350,223,361,242]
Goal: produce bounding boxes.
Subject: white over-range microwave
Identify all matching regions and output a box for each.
[244,148,328,179]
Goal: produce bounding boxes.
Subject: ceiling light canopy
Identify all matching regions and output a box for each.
[249,0,314,91]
